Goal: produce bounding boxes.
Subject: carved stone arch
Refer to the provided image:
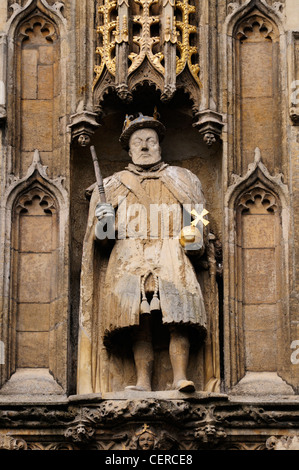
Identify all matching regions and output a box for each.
[224,155,292,393]
[221,0,288,190]
[128,59,165,98]
[229,5,284,178]
[225,0,284,37]
[6,0,66,35]
[5,0,68,182]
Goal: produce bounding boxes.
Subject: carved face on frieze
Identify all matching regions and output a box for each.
[138,431,155,450]
[128,128,162,168]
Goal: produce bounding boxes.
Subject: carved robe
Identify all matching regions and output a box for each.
[77,162,207,394]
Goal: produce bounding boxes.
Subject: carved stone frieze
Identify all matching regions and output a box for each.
[64,408,96,442]
[0,434,27,450]
[266,435,299,451]
[1,397,299,450]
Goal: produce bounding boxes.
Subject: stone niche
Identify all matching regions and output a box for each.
[15,13,61,177]
[234,11,281,175]
[225,167,293,396]
[70,89,223,394]
[0,183,65,396]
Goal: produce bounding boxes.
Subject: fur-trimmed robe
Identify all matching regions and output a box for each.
[77,163,208,394]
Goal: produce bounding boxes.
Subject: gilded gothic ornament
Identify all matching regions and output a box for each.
[94,0,118,88]
[93,0,202,99]
[175,0,201,87]
[129,0,164,76]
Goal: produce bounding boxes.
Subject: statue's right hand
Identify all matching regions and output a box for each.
[95,202,115,222]
[95,203,115,241]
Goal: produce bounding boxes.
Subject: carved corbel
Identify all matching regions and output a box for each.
[69,109,101,147]
[193,110,224,147]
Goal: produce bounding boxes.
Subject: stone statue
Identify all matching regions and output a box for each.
[77,113,208,394]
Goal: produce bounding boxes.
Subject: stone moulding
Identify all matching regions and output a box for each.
[225,148,289,205]
[1,396,299,450]
[289,32,299,125]
[3,149,68,213]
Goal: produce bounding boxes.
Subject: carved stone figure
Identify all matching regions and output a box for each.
[128,424,178,450]
[133,424,156,450]
[77,113,208,394]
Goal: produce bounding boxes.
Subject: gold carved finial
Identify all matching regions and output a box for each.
[93,0,118,90]
[175,0,202,87]
[136,424,157,437]
[129,0,164,76]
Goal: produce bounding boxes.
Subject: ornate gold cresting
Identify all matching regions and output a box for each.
[115,15,129,44]
[175,0,201,86]
[128,0,164,75]
[93,0,202,97]
[93,0,118,89]
[164,14,178,44]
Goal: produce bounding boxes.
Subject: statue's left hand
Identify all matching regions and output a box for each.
[179,226,204,256]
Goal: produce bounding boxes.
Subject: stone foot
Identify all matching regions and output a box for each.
[174,380,195,393]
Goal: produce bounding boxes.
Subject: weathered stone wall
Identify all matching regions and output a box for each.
[0,0,299,450]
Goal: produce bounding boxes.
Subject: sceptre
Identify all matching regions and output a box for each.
[90,145,106,203]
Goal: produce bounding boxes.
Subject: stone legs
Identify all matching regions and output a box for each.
[127,317,195,393]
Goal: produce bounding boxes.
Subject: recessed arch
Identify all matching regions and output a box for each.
[224,154,291,391]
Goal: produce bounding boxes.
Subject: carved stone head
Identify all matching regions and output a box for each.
[128,128,162,168]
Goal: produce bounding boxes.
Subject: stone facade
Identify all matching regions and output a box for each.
[0,0,299,451]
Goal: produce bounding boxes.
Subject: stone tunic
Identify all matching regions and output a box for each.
[100,163,207,343]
